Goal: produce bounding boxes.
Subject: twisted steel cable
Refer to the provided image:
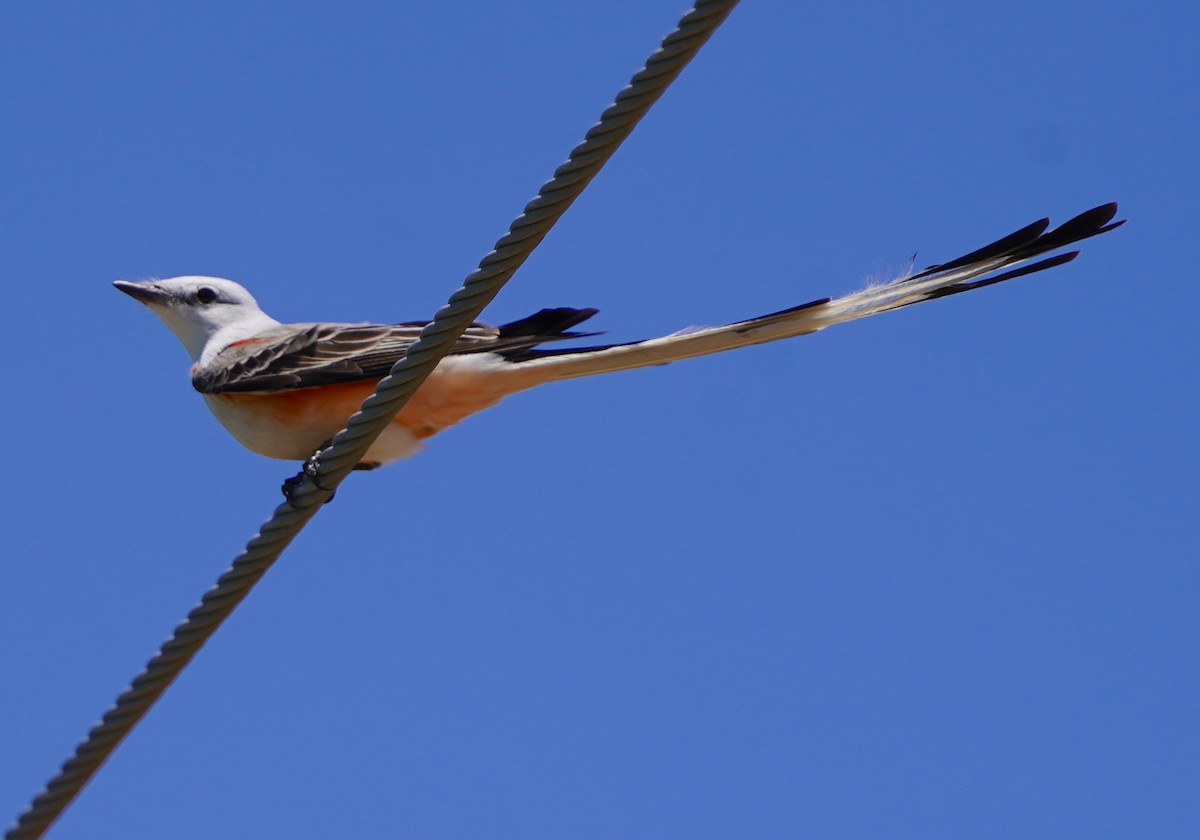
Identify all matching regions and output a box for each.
[6,2,740,837]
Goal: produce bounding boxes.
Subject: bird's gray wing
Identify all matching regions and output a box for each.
[191,323,489,393]
[193,308,600,394]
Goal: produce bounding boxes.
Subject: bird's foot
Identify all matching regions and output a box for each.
[282,443,338,508]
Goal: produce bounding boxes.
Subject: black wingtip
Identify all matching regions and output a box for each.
[498,307,600,338]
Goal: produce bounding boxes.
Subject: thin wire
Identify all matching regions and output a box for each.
[5,2,740,837]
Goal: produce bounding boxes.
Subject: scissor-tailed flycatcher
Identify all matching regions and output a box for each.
[116,203,1121,469]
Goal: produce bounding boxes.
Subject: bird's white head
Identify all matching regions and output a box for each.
[113,276,282,362]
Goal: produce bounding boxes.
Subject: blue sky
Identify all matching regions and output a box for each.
[2,1,1196,837]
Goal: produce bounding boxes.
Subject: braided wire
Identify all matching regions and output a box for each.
[5,2,740,837]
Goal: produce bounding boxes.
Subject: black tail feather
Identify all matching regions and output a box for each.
[897,202,1121,310]
[457,204,1121,362]
[914,202,1120,284]
[918,251,1080,304]
[1010,202,1122,260]
[917,218,1051,277]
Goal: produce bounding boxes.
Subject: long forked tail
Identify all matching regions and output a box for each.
[513,203,1123,383]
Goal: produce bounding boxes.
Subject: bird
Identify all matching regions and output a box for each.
[115,203,1121,472]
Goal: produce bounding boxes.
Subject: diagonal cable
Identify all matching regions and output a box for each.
[5,2,740,837]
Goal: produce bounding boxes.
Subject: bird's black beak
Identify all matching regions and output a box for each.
[113,280,170,306]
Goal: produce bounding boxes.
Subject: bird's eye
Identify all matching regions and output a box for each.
[196,287,218,304]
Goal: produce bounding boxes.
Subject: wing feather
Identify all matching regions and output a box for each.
[192,309,600,394]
